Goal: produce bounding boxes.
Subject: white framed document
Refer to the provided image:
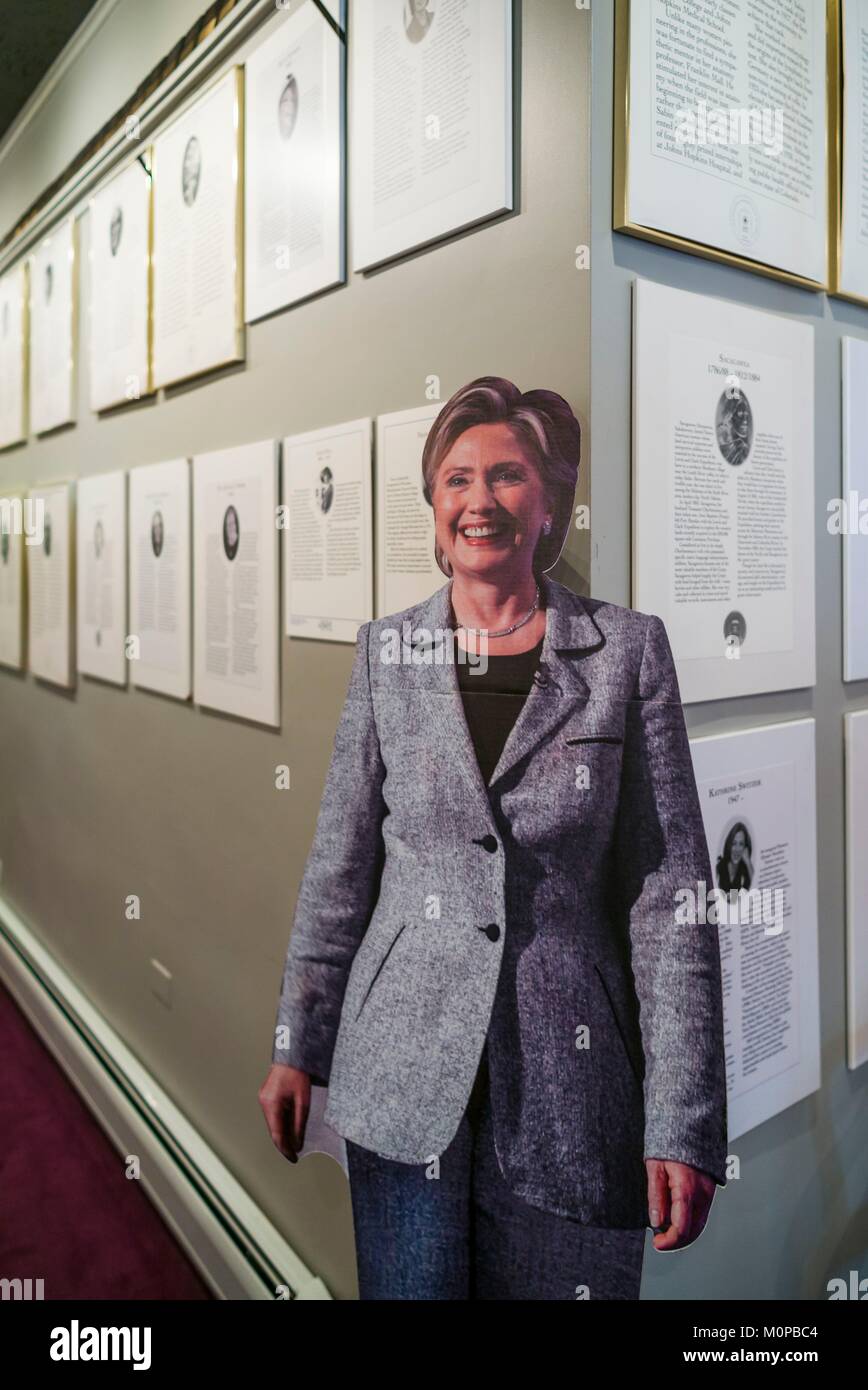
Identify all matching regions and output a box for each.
[834,0,868,301]
[845,708,868,1069]
[89,154,153,410]
[351,0,513,271]
[152,68,244,387]
[842,337,868,679]
[0,496,25,669]
[30,219,77,434]
[129,457,191,701]
[376,403,440,616]
[76,470,127,686]
[284,417,373,642]
[193,439,279,727]
[244,1,345,322]
[27,481,75,687]
[690,717,820,1139]
[614,0,829,288]
[0,261,28,448]
[633,278,816,704]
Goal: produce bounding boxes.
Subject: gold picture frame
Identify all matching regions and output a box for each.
[827,0,868,305]
[613,0,835,293]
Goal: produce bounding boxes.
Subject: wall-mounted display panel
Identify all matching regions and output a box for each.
[0,261,28,448]
[30,219,77,435]
[615,0,830,288]
[0,495,25,669]
[376,403,440,616]
[27,480,75,687]
[284,417,372,643]
[152,69,244,387]
[845,708,868,1069]
[245,1,345,322]
[633,278,815,704]
[89,154,153,410]
[351,0,513,271]
[691,718,821,1138]
[76,469,127,685]
[129,457,192,701]
[193,438,279,727]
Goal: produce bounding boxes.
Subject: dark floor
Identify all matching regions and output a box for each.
[0,983,213,1299]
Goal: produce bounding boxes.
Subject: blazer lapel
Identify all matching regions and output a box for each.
[487,575,603,788]
[399,576,604,800]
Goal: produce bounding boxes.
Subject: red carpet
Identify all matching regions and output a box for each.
[0,983,213,1300]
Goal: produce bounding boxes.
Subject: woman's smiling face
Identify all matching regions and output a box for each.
[431,422,552,584]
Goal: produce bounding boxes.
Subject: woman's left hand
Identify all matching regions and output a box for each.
[645,1158,717,1250]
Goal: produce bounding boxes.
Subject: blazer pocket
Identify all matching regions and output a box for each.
[565,735,623,745]
[354,922,408,1023]
[593,961,643,1087]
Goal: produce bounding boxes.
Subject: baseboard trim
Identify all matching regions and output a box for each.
[0,892,332,1301]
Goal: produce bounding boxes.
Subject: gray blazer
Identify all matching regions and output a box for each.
[272,574,728,1227]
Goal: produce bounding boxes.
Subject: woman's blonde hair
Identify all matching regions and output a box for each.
[421,376,580,578]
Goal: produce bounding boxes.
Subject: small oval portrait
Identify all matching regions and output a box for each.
[223,504,240,561]
[110,205,123,257]
[151,510,164,558]
[316,465,334,515]
[723,609,747,651]
[715,387,753,467]
[1,301,9,338]
[94,519,105,560]
[43,514,52,557]
[278,73,299,141]
[1,528,9,565]
[182,135,202,207]
[404,0,436,44]
[44,263,53,305]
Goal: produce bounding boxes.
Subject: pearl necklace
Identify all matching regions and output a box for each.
[450,582,541,639]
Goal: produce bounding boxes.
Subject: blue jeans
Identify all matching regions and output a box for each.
[345,1043,647,1300]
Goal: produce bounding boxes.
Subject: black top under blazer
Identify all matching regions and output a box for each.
[272,574,729,1228]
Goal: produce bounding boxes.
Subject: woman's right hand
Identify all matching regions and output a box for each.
[259,1063,311,1163]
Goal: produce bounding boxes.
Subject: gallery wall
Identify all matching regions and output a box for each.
[590,1,868,1300]
[0,0,591,1299]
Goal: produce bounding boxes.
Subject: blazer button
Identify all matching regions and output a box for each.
[479,923,500,942]
[477,834,498,853]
